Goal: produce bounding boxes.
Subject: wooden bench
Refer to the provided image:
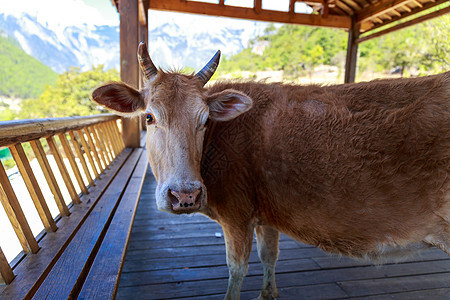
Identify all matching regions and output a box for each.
[0,116,148,299]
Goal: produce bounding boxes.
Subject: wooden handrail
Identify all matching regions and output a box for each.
[0,114,119,148]
[0,114,126,285]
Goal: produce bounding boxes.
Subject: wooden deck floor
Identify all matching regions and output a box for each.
[117,169,450,299]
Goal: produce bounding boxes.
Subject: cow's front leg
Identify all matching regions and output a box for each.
[222,223,253,300]
[255,225,279,300]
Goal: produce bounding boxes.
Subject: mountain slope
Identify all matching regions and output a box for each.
[0,30,57,98]
[0,12,265,73]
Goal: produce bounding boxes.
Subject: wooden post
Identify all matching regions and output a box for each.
[0,247,14,285]
[120,0,142,148]
[344,17,360,83]
[138,1,149,89]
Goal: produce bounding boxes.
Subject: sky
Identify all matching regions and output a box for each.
[1,0,311,30]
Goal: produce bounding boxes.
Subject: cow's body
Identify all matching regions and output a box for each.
[92,44,449,299]
[202,75,449,260]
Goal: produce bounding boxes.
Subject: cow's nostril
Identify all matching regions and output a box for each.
[168,190,179,206]
[169,188,202,211]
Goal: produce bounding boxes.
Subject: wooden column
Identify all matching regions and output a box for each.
[138,1,149,89]
[120,0,141,148]
[344,18,360,83]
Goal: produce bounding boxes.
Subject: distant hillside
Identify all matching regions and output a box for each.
[0,30,57,99]
[218,14,449,80]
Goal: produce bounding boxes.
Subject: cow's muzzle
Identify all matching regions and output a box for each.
[169,188,202,212]
[156,181,206,214]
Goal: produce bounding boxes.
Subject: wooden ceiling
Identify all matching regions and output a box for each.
[112,0,449,40]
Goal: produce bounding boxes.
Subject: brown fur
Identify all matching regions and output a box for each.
[203,73,449,258]
[92,70,449,299]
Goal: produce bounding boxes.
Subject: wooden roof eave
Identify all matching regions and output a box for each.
[147,0,351,29]
[359,0,449,33]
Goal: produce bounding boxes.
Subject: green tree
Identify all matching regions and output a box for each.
[0,31,57,99]
[20,65,119,119]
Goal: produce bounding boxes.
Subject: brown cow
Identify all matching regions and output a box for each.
[92,42,449,300]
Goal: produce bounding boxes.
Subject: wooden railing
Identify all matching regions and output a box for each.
[0,114,125,285]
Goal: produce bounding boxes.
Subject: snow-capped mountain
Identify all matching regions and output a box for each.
[0,11,266,73]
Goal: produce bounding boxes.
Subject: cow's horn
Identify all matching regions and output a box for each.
[137,41,157,80]
[196,50,221,86]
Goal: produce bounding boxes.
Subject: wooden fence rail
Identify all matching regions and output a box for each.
[0,114,125,285]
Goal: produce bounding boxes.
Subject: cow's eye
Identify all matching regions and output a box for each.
[146,113,155,125]
[205,118,210,127]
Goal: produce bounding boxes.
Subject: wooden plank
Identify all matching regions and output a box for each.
[0,149,133,299]
[149,0,351,29]
[120,0,141,148]
[117,260,450,299]
[313,248,449,269]
[0,161,39,253]
[0,247,15,285]
[289,0,295,13]
[30,139,70,217]
[111,120,125,152]
[93,125,112,165]
[58,133,89,195]
[32,149,143,299]
[96,124,114,162]
[46,136,80,204]
[254,0,262,13]
[88,126,108,170]
[241,283,347,300]
[339,272,450,297]
[9,143,57,232]
[138,0,147,26]
[356,0,413,24]
[336,0,355,15]
[125,240,323,262]
[69,131,94,187]
[105,122,119,157]
[357,5,450,43]
[364,288,450,299]
[105,122,119,158]
[180,283,348,300]
[75,129,100,179]
[122,247,326,273]
[78,153,148,299]
[120,257,320,287]
[344,18,360,83]
[83,127,104,173]
[0,114,118,148]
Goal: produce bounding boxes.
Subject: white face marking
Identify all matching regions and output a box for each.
[144,89,209,213]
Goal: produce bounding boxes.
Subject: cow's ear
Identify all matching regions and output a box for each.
[206,89,253,121]
[92,82,145,116]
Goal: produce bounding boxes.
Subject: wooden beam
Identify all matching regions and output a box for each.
[149,0,351,29]
[10,144,58,232]
[356,0,413,24]
[254,0,262,14]
[412,0,423,7]
[0,114,118,148]
[139,2,149,90]
[361,0,447,33]
[289,0,296,13]
[120,0,142,148]
[0,162,40,254]
[336,0,355,15]
[0,247,14,285]
[138,0,147,26]
[356,5,450,43]
[344,18,360,83]
[30,139,70,217]
[322,0,330,17]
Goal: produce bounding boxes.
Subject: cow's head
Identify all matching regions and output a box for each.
[91,42,253,214]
